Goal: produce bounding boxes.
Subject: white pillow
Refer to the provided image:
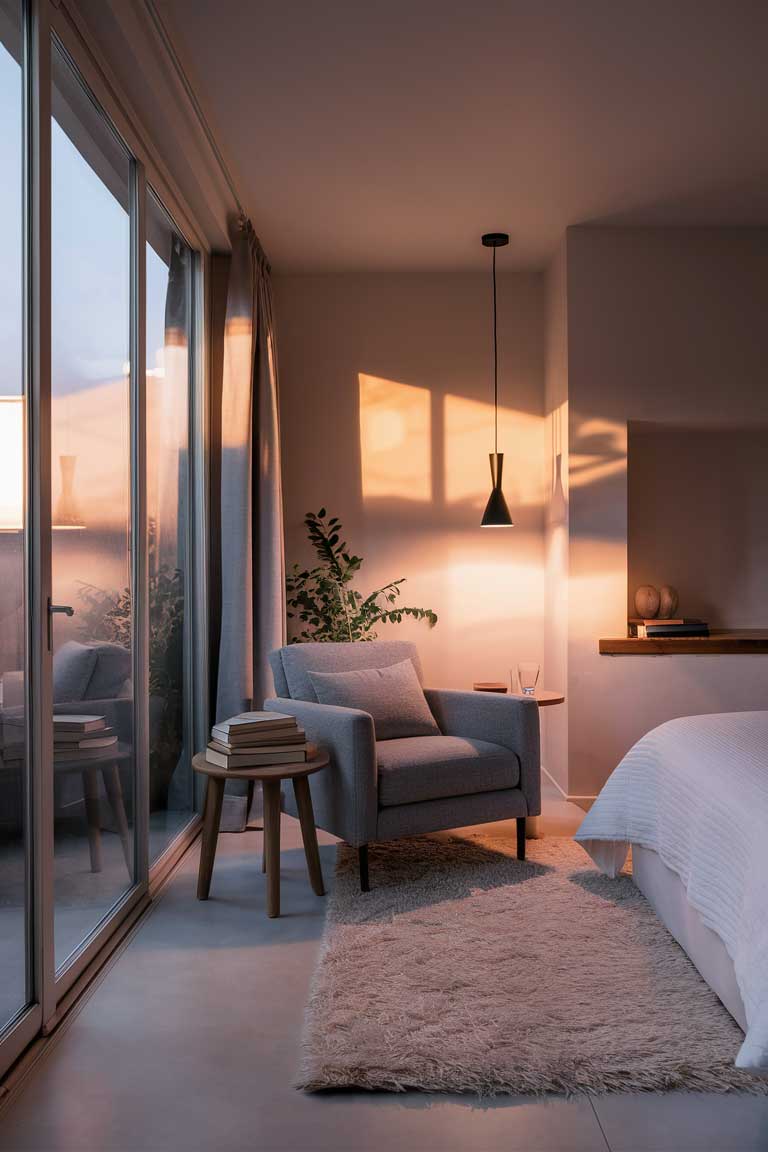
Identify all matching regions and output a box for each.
[307,659,439,741]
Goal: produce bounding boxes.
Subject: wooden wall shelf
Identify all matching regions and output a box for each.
[599,630,768,656]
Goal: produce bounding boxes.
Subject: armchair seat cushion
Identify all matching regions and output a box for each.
[376,735,520,808]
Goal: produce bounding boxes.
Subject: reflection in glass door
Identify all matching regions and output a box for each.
[0,0,30,1035]
[146,191,194,861]
[51,41,136,970]
[0,7,204,1076]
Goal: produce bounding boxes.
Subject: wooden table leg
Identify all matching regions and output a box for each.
[82,768,102,873]
[102,763,133,878]
[262,779,282,918]
[292,776,325,897]
[197,776,225,900]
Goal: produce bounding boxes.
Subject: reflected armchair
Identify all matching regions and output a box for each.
[266,641,541,891]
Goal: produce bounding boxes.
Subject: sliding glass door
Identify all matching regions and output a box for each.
[0,0,30,1038]
[145,190,194,863]
[0,0,206,1079]
[50,39,137,971]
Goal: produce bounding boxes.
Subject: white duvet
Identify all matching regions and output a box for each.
[575,710,768,1071]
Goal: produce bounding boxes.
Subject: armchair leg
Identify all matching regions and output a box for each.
[516,817,526,861]
[358,844,370,892]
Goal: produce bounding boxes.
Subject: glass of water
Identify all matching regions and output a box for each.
[515,662,540,696]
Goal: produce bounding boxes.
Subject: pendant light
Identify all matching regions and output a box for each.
[480,232,514,527]
[53,454,85,530]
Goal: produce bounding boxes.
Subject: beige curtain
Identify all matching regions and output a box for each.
[214,219,285,830]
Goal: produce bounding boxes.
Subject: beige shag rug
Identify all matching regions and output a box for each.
[299,836,767,1096]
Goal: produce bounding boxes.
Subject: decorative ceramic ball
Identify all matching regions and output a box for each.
[658,585,679,619]
[634,585,660,619]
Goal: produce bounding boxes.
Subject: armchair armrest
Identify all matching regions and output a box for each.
[264,697,378,845]
[424,689,541,816]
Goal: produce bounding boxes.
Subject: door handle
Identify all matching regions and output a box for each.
[47,598,74,651]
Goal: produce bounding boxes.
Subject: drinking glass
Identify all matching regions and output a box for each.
[516,662,540,696]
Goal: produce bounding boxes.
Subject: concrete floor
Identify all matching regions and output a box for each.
[1,781,767,1152]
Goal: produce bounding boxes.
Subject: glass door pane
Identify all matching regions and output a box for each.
[0,0,30,1033]
[51,41,136,970]
[145,191,193,861]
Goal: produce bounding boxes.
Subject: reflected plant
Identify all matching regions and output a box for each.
[75,520,184,807]
[286,509,437,643]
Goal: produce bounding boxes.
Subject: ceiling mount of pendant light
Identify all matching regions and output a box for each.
[480,232,514,527]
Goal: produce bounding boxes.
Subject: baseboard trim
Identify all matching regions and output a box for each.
[542,765,598,806]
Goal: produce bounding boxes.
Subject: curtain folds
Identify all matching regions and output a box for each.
[214,219,285,830]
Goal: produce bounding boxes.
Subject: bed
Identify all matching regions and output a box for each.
[575,710,768,1071]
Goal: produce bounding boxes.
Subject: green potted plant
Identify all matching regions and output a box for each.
[286,509,437,642]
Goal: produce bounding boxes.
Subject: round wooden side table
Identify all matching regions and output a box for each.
[509,690,565,707]
[54,742,133,878]
[192,745,329,919]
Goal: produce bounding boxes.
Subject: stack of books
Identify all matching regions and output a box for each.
[628,618,710,639]
[0,713,25,766]
[53,714,117,762]
[206,711,307,770]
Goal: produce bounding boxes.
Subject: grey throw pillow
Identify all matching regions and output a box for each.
[307,658,439,741]
[85,642,132,700]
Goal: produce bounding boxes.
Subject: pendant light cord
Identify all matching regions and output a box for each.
[492,245,498,455]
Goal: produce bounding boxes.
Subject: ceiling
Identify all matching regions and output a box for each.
[156,0,768,269]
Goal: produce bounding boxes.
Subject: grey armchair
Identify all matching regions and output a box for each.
[266,641,541,891]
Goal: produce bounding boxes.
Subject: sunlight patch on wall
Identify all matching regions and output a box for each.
[443,395,546,509]
[359,373,431,501]
[442,553,546,627]
[569,416,626,489]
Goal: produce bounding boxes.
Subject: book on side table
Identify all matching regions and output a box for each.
[52,714,117,761]
[206,710,308,770]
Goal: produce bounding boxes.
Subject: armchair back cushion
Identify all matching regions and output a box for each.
[308,659,439,740]
[270,640,425,702]
[53,639,131,704]
[53,641,98,703]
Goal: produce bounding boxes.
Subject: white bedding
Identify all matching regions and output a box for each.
[575,710,768,1070]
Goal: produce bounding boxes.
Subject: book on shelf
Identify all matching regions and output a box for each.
[628,619,708,638]
[628,617,686,627]
[645,622,710,638]
[52,714,107,733]
[205,744,308,770]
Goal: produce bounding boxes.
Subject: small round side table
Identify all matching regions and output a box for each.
[509,690,565,707]
[192,744,329,919]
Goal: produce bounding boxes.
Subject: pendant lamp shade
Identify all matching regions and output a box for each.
[481,451,513,526]
[480,233,513,527]
[53,454,85,530]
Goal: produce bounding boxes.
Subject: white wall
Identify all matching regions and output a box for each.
[543,243,569,792]
[274,270,547,692]
[566,226,768,797]
[628,421,768,626]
